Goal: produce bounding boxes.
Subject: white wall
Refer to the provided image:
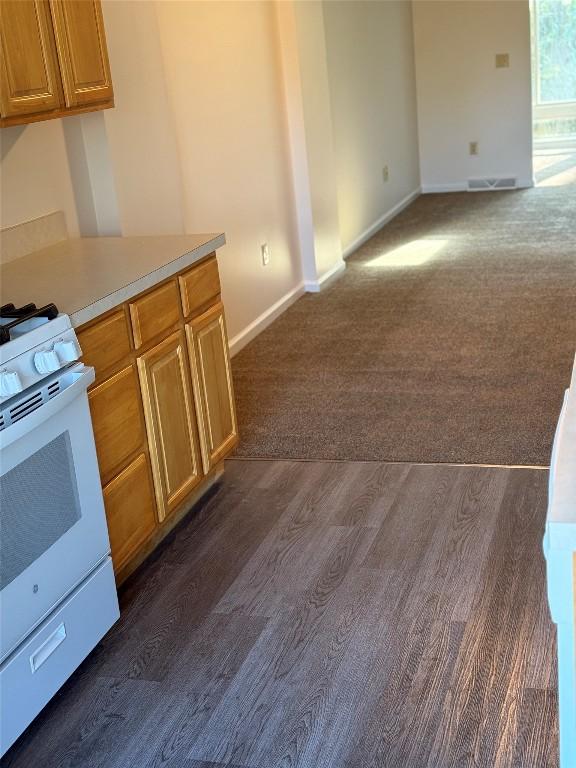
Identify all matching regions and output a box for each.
[101,0,185,236]
[412,0,533,192]
[275,0,344,290]
[323,0,421,253]
[291,0,343,283]
[0,120,80,236]
[155,0,303,342]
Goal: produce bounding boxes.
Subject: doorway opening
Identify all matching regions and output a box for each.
[530,0,576,186]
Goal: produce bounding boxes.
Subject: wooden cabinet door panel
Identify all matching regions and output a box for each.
[103,453,156,573]
[88,366,145,485]
[137,331,202,521]
[0,0,62,118]
[187,303,238,473]
[49,0,113,107]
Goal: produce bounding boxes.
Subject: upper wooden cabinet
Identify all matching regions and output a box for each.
[0,0,114,127]
[49,0,113,107]
[0,1,62,119]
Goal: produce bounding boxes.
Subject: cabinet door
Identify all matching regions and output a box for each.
[0,0,62,118]
[103,454,156,573]
[187,303,238,474]
[49,0,113,107]
[88,366,145,486]
[137,331,203,522]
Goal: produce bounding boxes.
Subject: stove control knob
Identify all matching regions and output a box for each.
[54,339,80,363]
[0,369,23,397]
[34,349,60,375]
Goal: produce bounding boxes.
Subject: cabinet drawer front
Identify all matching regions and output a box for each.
[179,254,220,318]
[0,0,63,118]
[88,366,145,484]
[129,281,181,350]
[103,454,156,572]
[77,310,131,383]
[137,331,202,521]
[187,303,237,473]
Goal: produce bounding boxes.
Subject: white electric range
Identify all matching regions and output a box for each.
[0,302,119,756]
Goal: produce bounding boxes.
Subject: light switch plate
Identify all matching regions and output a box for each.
[261,243,270,266]
[495,53,510,68]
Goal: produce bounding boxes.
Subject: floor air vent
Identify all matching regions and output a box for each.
[468,177,517,191]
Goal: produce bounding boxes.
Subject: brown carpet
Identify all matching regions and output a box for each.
[232,185,576,465]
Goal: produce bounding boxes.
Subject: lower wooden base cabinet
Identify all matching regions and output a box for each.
[78,252,237,583]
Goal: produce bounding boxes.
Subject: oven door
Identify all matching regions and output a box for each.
[0,364,112,662]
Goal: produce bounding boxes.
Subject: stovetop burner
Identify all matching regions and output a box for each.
[0,303,59,345]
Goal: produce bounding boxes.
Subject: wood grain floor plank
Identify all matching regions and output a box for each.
[190,527,376,766]
[92,487,283,682]
[400,465,510,624]
[105,614,268,768]
[363,463,455,571]
[339,616,466,768]
[4,677,161,768]
[523,550,558,691]
[278,461,368,528]
[213,521,344,617]
[428,469,550,768]
[185,762,249,768]
[328,461,411,527]
[221,458,278,491]
[258,567,383,768]
[511,689,559,768]
[246,458,313,492]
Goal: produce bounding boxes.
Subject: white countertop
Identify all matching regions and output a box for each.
[0,232,226,327]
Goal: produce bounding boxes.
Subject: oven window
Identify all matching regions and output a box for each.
[0,432,82,590]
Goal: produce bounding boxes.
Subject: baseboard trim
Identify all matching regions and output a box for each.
[421,182,467,194]
[422,178,534,194]
[304,259,346,293]
[228,280,305,357]
[342,187,421,259]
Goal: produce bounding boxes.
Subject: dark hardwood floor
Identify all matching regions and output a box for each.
[2,459,558,768]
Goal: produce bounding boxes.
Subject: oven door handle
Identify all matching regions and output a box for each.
[0,365,95,450]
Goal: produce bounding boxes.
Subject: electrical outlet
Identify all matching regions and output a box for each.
[261,243,270,266]
[382,165,390,183]
[495,53,510,69]
[469,141,479,156]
